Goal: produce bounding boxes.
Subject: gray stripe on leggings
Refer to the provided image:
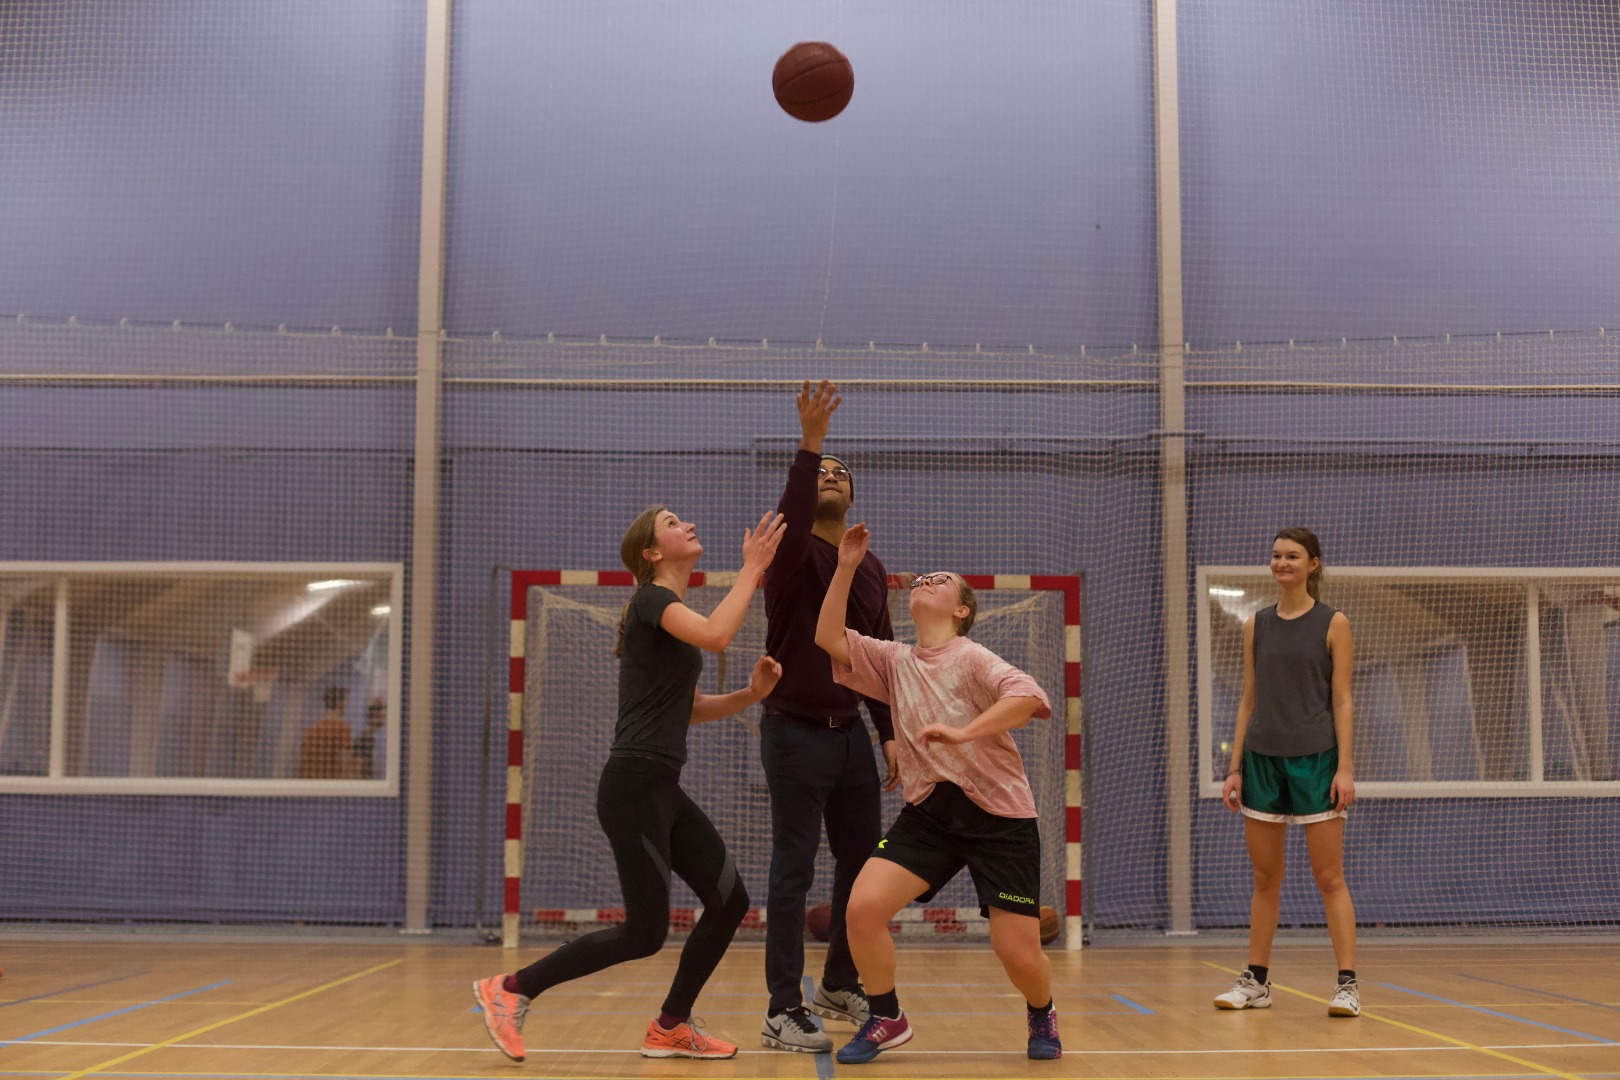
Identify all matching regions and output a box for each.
[716,850,739,903]
[640,834,671,887]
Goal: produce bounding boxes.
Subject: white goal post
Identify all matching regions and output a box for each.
[504,568,1085,951]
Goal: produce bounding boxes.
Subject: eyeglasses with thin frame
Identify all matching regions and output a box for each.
[909,573,953,589]
[818,466,851,481]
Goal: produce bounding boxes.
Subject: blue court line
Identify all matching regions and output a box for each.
[0,980,229,1045]
[1380,981,1618,1044]
[0,973,146,1010]
[910,1009,1140,1016]
[1460,972,1620,1013]
[801,975,835,1080]
[1107,992,1155,1015]
[471,1006,1140,1017]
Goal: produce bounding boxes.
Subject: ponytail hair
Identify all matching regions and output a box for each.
[1273,525,1324,599]
[613,505,665,658]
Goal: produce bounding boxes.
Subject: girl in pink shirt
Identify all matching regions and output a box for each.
[815,523,1062,1064]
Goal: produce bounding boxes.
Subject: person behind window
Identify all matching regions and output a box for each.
[298,686,357,780]
[351,697,386,779]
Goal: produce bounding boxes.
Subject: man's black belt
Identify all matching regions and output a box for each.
[764,708,859,733]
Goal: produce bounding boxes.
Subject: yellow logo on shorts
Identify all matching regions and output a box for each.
[998,891,1035,905]
[878,839,888,848]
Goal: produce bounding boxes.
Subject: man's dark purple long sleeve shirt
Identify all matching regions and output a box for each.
[761,449,895,743]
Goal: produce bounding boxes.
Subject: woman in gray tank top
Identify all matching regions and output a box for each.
[1212,527,1362,1018]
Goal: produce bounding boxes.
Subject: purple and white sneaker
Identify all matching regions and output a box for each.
[835,1010,913,1064]
[1027,1006,1062,1059]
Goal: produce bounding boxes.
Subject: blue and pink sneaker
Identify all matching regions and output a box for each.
[1027,1005,1062,1059]
[835,1010,913,1064]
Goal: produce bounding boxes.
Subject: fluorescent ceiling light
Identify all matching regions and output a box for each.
[306,579,361,592]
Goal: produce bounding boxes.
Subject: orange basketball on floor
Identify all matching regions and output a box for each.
[1039,905,1061,945]
[772,42,854,122]
[806,901,833,941]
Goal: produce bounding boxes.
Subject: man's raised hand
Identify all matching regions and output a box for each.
[796,379,841,452]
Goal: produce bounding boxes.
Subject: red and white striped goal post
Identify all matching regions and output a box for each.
[506,569,1084,950]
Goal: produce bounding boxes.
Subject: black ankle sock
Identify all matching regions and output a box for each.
[1248,964,1269,985]
[869,990,900,1019]
[1027,998,1053,1017]
[1338,969,1356,985]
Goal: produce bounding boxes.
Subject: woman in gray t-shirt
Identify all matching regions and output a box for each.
[1213,527,1361,1019]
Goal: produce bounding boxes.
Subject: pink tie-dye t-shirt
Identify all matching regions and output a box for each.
[832,629,1051,818]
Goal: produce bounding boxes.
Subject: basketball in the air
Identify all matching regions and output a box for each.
[772,42,854,123]
[1039,905,1061,945]
[806,901,833,941]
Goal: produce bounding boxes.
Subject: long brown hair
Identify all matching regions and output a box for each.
[613,506,665,658]
[1273,526,1324,599]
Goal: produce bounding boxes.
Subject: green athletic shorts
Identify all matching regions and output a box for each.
[1240,747,1346,824]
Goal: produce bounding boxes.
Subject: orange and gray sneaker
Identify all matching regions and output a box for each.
[473,974,530,1062]
[640,1016,738,1059]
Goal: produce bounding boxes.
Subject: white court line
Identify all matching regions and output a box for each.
[458,986,1030,996]
[10,1039,1606,1056]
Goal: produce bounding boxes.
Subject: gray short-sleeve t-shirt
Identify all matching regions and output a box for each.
[612,584,703,768]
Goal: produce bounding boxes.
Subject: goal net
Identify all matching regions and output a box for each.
[507,571,1080,947]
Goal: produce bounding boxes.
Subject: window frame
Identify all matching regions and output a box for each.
[0,561,404,797]
[1196,565,1620,799]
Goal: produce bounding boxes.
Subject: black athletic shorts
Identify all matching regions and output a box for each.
[871,781,1042,918]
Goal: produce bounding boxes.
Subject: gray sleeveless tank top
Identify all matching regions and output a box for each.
[1246,601,1338,758]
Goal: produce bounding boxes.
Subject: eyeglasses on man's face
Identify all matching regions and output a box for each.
[910,573,953,589]
[818,467,851,481]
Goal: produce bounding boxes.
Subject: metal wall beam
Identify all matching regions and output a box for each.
[1153,0,1194,936]
[405,0,452,933]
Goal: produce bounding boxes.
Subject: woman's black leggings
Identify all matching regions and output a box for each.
[512,755,750,1019]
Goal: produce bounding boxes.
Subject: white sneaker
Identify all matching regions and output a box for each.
[1328,978,1360,1017]
[762,1005,833,1053]
[811,982,870,1026]
[1213,970,1272,1010]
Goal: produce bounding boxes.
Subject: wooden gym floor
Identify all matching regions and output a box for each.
[2,937,1618,1080]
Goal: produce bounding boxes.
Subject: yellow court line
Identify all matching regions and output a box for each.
[1203,963,1587,1080]
[53,958,403,1080]
[1371,1002,1620,1010]
[27,1076,1584,1080]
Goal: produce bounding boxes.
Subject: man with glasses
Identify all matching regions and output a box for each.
[758,380,898,1054]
